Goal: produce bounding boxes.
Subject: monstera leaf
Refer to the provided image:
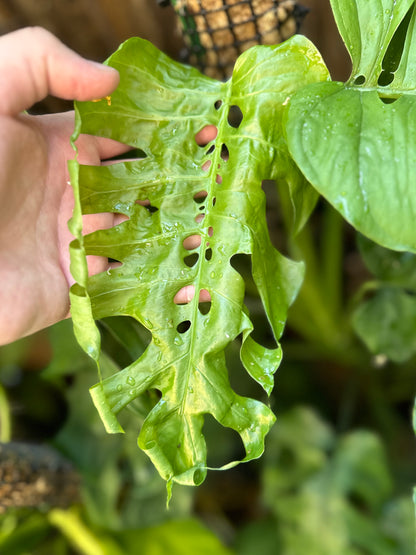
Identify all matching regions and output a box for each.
[69,36,329,487]
[286,0,416,252]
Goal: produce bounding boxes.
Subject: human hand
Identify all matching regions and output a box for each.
[0,27,128,344]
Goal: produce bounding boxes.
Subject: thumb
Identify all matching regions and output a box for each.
[0,27,119,116]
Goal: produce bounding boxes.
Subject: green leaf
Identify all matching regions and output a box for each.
[330,0,414,85]
[49,509,125,555]
[0,512,52,555]
[352,236,416,362]
[69,36,329,486]
[115,519,232,555]
[353,287,416,363]
[357,234,416,288]
[286,0,416,251]
[42,320,96,379]
[260,407,405,555]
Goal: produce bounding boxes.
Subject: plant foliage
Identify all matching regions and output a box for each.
[286,0,416,251]
[352,236,416,363]
[69,36,329,487]
[237,408,415,555]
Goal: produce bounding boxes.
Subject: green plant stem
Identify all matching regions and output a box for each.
[0,384,11,443]
[287,219,347,351]
[49,509,123,555]
[321,203,344,321]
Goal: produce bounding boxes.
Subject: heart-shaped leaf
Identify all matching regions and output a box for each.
[286,0,416,251]
[69,36,329,486]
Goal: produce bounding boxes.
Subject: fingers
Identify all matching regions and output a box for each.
[96,137,135,162]
[195,125,218,146]
[0,27,119,116]
[173,286,212,304]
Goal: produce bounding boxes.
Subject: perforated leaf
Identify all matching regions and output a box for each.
[286,0,416,251]
[69,36,329,486]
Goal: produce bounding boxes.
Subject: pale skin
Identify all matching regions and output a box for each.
[0,27,127,344]
[0,27,214,345]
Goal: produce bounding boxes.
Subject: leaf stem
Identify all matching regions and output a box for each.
[0,384,11,443]
[287,215,347,351]
[321,203,344,322]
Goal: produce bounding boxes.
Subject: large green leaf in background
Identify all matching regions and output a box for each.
[286,0,416,251]
[68,36,329,487]
[352,236,416,363]
[236,408,415,555]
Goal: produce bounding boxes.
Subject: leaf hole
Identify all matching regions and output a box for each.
[227,105,243,128]
[195,213,205,223]
[261,179,290,254]
[184,253,199,267]
[183,235,201,250]
[174,285,195,304]
[202,160,212,172]
[197,290,212,316]
[177,320,191,333]
[194,190,208,203]
[353,75,366,85]
[87,255,115,277]
[101,147,146,164]
[199,205,205,211]
[98,316,151,368]
[205,248,213,261]
[206,144,215,155]
[378,71,394,86]
[199,288,211,302]
[203,414,246,467]
[214,99,223,110]
[220,144,229,161]
[230,253,279,349]
[224,338,266,398]
[379,96,399,104]
[136,199,158,213]
[216,174,223,184]
[380,4,415,77]
[112,214,129,227]
[198,302,211,315]
[208,226,214,237]
[108,258,123,270]
[212,197,216,206]
[195,125,218,146]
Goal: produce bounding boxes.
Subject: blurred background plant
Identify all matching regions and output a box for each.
[0,1,415,553]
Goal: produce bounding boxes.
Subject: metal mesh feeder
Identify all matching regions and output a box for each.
[168,0,308,79]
